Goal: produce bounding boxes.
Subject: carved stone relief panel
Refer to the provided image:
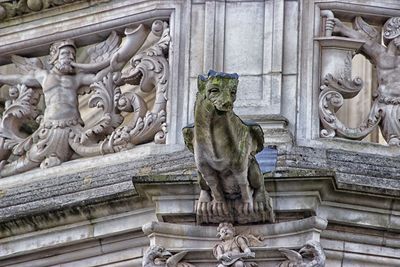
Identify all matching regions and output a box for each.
[317,11,400,145]
[0,19,170,177]
[296,0,400,152]
[0,0,81,21]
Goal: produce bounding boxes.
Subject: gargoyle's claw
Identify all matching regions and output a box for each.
[254,202,259,213]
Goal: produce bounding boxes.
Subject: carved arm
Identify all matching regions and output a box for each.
[0,73,41,88]
[328,17,385,63]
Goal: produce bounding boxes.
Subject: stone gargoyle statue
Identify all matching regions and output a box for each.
[278,240,326,267]
[182,70,274,224]
[0,20,169,177]
[143,245,194,267]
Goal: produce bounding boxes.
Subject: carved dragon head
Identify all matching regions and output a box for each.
[197,70,239,113]
[143,245,173,265]
[298,240,326,263]
[121,20,170,95]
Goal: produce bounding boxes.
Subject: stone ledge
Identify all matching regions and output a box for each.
[0,208,155,261]
[135,172,400,233]
[0,144,194,237]
[277,145,400,197]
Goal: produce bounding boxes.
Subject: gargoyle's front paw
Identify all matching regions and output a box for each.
[211,200,229,217]
[197,190,212,216]
[253,201,264,213]
[238,201,254,215]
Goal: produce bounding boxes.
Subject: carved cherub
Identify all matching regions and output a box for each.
[326,16,400,145]
[213,223,256,267]
[182,70,274,224]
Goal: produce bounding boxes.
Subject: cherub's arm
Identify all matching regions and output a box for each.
[237,237,252,254]
[328,18,385,64]
[0,72,41,87]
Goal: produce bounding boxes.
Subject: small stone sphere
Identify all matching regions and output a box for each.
[0,5,7,20]
[27,0,43,12]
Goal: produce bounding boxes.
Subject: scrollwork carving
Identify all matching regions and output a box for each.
[318,73,381,140]
[319,14,400,145]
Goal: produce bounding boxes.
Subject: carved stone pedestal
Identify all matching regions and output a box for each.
[142,216,327,267]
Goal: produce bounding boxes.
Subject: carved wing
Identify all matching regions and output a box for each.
[87,31,121,64]
[246,121,264,153]
[182,124,194,153]
[279,248,303,263]
[166,251,188,267]
[353,16,380,43]
[11,55,44,73]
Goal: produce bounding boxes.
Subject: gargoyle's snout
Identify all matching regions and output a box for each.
[219,101,233,111]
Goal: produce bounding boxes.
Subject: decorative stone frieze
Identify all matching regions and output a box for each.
[317,11,400,145]
[0,0,80,21]
[142,217,327,266]
[0,20,170,177]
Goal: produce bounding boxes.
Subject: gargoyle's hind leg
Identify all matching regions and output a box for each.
[197,171,212,208]
[247,155,268,208]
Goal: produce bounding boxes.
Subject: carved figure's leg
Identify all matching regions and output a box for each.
[0,137,11,162]
[40,154,62,169]
[0,156,40,177]
[233,260,244,267]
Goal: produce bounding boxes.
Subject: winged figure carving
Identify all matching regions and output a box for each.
[0,20,170,177]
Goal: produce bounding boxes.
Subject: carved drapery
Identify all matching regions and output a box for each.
[0,20,170,177]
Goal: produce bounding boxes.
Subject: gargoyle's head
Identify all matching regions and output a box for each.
[198,70,239,113]
[144,245,173,261]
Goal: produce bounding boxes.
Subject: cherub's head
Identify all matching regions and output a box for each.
[217,222,235,241]
[49,39,76,74]
[383,17,400,50]
[198,70,239,113]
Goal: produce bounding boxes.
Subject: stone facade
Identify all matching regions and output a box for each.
[0,0,400,266]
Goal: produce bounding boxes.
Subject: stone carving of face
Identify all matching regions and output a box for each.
[218,225,235,241]
[54,46,76,74]
[206,77,238,112]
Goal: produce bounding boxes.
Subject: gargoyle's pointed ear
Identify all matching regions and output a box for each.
[198,74,207,93]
